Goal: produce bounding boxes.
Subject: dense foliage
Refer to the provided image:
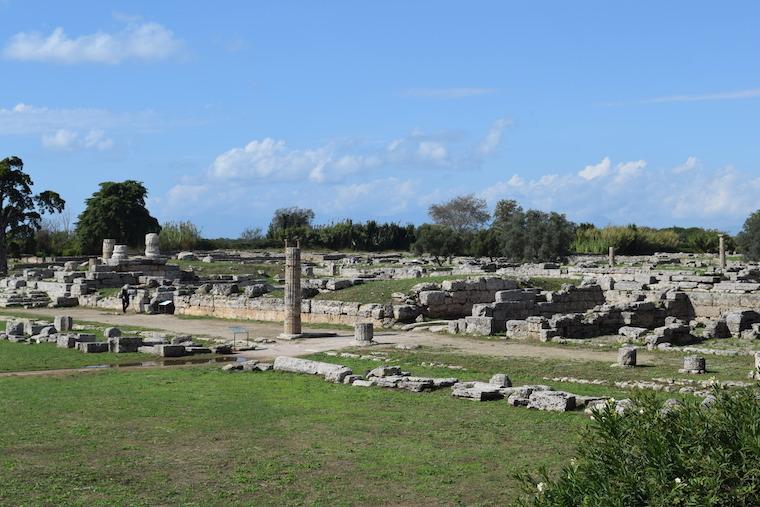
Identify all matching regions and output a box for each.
[492,200,576,262]
[159,221,202,252]
[428,194,490,232]
[0,156,65,272]
[75,181,160,254]
[573,224,733,255]
[736,210,760,261]
[519,389,760,507]
[412,224,464,264]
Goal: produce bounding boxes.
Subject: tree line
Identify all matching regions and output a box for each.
[4,155,760,273]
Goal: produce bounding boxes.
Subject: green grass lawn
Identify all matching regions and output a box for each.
[0,341,754,505]
[313,275,580,304]
[168,259,283,278]
[0,341,155,372]
[0,365,584,506]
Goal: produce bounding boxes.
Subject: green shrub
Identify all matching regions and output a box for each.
[159,221,201,252]
[518,388,760,506]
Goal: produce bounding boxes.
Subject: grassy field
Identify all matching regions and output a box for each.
[313,275,580,304]
[0,341,155,372]
[168,259,283,278]
[0,362,584,505]
[0,341,755,505]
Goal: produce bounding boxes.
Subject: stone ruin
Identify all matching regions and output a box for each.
[2,315,233,357]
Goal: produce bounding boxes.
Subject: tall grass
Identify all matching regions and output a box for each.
[159,221,202,252]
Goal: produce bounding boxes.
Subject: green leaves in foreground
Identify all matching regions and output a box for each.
[518,388,760,507]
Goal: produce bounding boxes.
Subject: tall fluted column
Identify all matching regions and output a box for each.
[284,243,302,336]
[719,234,726,269]
[102,239,115,262]
[608,246,615,267]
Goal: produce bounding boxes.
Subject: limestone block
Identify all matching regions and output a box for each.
[679,355,706,374]
[155,344,186,357]
[617,346,637,367]
[465,316,494,335]
[367,365,402,378]
[527,391,576,412]
[104,327,122,338]
[109,336,142,353]
[5,320,24,335]
[451,381,503,401]
[489,373,512,387]
[419,290,447,306]
[77,341,109,353]
[618,326,648,340]
[273,356,347,376]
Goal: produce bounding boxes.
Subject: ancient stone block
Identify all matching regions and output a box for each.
[53,316,73,333]
[680,355,706,374]
[104,327,122,338]
[77,341,109,353]
[451,381,503,401]
[489,373,512,387]
[527,391,576,412]
[617,346,637,367]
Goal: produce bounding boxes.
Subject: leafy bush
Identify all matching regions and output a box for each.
[518,388,760,506]
[159,221,201,252]
[573,225,682,255]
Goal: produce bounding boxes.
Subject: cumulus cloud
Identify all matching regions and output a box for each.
[41,128,114,150]
[3,21,182,63]
[578,157,611,180]
[673,156,700,173]
[481,157,760,229]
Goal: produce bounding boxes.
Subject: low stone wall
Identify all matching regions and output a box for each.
[174,294,391,327]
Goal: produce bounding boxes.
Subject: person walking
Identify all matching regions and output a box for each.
[119,285,131,314]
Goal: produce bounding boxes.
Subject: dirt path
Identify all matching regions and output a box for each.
[8,307,650,365]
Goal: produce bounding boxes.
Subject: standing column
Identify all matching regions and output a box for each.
[719,234,726,269]
[284,242,302,336]
[608,246,615,267]
[102,239,115,262]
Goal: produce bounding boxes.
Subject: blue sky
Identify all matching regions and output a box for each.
[1,1,759,236]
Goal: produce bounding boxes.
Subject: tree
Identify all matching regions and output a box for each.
[266,207,315,240]
[240,227,264,242]
[737,210,760,261]
[428,194,490,232]
[412,224,464,265]
[492,199,575,262]
[0,157,65,273]
[75,180,160,254]
[469,228,500,260]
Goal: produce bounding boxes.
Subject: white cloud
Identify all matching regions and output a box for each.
[478,118,510,156]
[673,156,700,173]
[402,88,496,99]
[41,128,114,150]
[578,157,611,180]
[481,157,760,229]
[417,141,447,162]
[0,102,157,135]
[3,22,182,64]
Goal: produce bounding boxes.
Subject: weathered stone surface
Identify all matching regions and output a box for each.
[724,310,760,335]
[617,346,637,367]
[109,336,142,353]
[104,327,122,338]
[325,367,354,383]
[77,341,109,353]
[618,326,648,340]
[465,316,495,335]
[352,379,376,387]
[703,319,731,339]
[354,322,374,344]
[53,315,73,333]
[5,320,24,336]
[155,344,187,357]
[527,391,576,412]
[451,381,503,401]
[367,365,402,378]
[489,373,512,387]
[273,356,347,376]
[680,355,706,374]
